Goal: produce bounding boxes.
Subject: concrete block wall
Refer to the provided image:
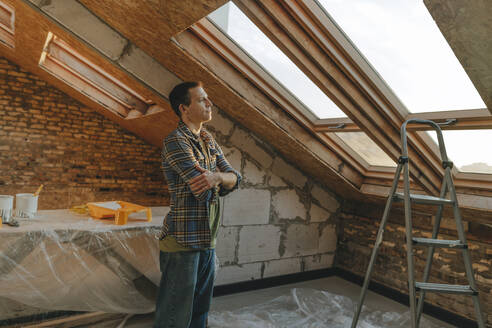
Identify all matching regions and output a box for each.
[0,57,168,208]
[206,106,341,285]
[337,208,492,326]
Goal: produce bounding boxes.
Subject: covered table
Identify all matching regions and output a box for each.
[0,207,168,316]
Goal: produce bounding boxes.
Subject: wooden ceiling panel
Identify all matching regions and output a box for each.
[0,0,177,146]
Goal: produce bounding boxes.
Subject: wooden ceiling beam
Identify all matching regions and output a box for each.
[406,108,492,130]
[236,0,443,194]
[191,20,372,175]
[315,108,492,132]
[183,22,366,187]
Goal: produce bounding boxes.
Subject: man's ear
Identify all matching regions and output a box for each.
[178,103,186,117]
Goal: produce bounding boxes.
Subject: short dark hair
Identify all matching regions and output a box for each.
[169,81,202,118]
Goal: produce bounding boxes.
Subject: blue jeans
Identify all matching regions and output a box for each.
[154,249,215,328]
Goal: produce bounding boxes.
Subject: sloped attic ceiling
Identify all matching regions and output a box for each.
[0,0,490,222]
[2,0,364,198]
[425,0,492,112]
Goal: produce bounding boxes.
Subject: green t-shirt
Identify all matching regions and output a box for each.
[159,138,220,252]
[159,200,220,252]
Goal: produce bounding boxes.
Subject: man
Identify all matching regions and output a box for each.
[155,81,241,328]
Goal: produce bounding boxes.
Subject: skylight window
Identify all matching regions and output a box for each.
[317,0,485,113]
[429,130,492,174]
[328,132,396,167]
[208,3,346,119]
[0,1,14,48]
[39,32,153,118]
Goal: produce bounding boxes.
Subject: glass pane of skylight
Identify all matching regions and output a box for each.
[429,130,492,174]
[208,3,346,119]
[331,132,396,167]
[318,0,485,113]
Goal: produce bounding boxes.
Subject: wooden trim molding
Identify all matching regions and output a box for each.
[0,1,14,49]
[407,109,492,130]
[315,109,492,132]
[39,32,152,118]
[360,183,492,223]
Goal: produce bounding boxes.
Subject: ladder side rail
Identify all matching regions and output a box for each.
[401,119,449,328]
[445,169,486,327]
[351,163,404,328]
[403,158,417,328]
[416,175,449,326]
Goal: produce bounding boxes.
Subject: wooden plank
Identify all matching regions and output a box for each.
[406,108,492,130]
[19,312,125,328]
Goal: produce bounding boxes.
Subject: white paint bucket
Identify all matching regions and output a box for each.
[15,193,38,218]
[0,195,14,223]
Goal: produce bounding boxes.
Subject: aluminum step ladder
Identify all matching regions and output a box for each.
[351,119,485,328]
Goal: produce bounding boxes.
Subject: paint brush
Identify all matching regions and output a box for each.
[34,184,44,196]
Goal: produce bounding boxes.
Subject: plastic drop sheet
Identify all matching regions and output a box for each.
[209,288,444,328]
[0,208,168,316]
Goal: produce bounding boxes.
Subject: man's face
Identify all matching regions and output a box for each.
[182,86,213,124]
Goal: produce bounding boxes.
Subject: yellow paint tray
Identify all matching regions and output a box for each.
[87,201,152,225]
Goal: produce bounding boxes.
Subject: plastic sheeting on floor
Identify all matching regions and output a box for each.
[209,288,443,328]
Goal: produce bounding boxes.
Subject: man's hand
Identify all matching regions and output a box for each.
[189,165,222,195]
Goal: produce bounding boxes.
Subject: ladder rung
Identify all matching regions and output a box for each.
[394,192,454,205]
[415,282,477,295]
[412,237,467,249]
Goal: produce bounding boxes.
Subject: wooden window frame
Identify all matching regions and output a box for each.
[234,0,491,191]
[190,0,491,198]
[315,109,492,132]
[190,18,372,176]
[39,32,152,118]
[192,15,409,177]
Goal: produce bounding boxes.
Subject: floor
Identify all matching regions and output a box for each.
[122,276,454,327]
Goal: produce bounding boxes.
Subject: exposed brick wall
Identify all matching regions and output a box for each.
[337,204,491,326]
[0,57,168,208]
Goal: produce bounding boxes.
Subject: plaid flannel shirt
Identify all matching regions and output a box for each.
[159,121,241,249]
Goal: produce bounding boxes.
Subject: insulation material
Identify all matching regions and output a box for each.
[0,208,168,315]
[209,288,443,328]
